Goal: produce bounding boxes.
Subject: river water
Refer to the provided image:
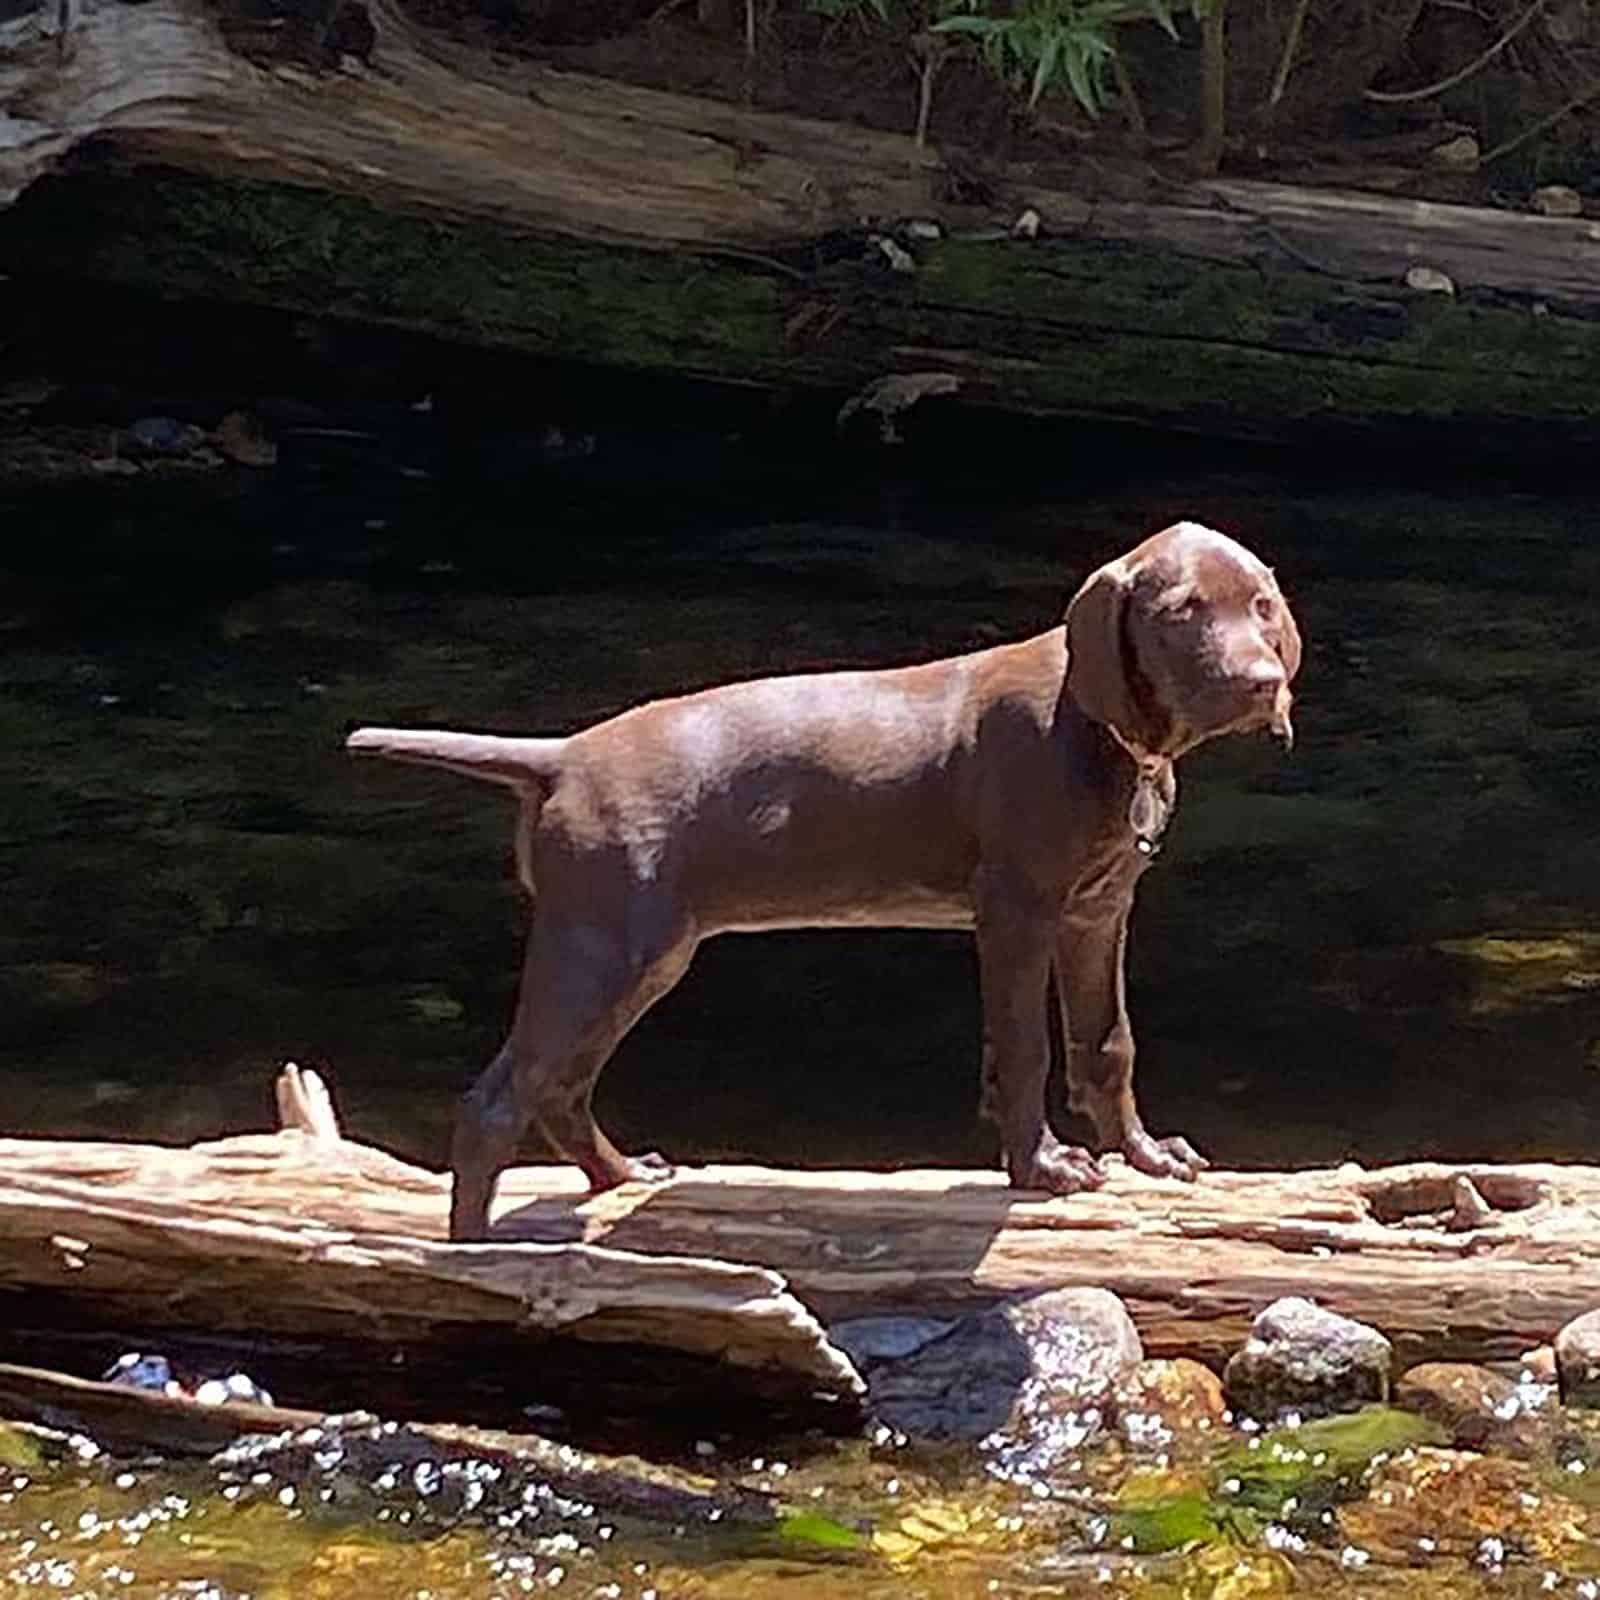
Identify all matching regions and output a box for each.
[3,431,1600,1596]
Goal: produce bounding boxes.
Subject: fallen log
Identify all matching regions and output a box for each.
[0,1069,1594,1382]
[0,1178,863,1407]
[0,1360,784,1529]
[0,1074,864,1421]
[5,0,1600,445]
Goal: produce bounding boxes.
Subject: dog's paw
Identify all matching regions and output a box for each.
[1121,1131,1209,1182]
[1010,1142,1106,1196]
[582,1150,676,1193]
[626,1150,676,1183]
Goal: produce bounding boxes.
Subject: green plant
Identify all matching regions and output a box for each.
[804,0,1198,142]
[933,0,1127,115]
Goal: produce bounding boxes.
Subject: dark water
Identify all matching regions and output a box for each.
[4,449,1599,1180]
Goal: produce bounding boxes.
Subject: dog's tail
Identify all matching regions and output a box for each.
[346,727,564,792]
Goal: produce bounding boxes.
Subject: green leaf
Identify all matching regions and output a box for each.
[1146,0,1179,36]
[1028,28,1061,107]
[930,14,1002,34]
[1062,37,1105,114]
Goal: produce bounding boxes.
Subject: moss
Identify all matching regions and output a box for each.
[907,236,1600,427]
[5,166,1600,437]
[0,1423,49,1471]
[0,168,784,372]
[1434,931,1600,1016]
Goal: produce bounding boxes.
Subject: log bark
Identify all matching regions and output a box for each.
[0,1077,865,1419]
[1,1070,1595,1376]
[0,1172,863,1398]
[5,0,1600,443]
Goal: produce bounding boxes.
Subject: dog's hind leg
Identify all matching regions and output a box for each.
[448,907,697,1240]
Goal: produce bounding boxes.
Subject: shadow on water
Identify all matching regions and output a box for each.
[3,417,1599,1186]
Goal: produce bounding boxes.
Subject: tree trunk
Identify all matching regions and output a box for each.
[1,1071,1596,1377]
[4,0,1600,445]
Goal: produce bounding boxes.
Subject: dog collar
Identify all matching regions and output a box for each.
[1106,727,1176,858]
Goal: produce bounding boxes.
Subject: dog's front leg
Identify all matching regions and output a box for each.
[976,865,1105,1196]
[1056,899,1209,1182]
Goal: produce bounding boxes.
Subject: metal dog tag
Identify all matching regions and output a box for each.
[1129,768,1171,857]
[1130,777,1160,849]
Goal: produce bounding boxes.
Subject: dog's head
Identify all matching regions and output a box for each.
[1064,521,1301,757]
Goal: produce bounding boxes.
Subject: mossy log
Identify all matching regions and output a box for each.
[2,1069,1598,1387]
[4,0,1600,441]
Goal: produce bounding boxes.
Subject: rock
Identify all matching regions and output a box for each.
[128,416,206,457]
[864,1287,1142,1466]
[1223,1297,1391,1421]
[214,410,278,467]
[1111,1358,1228,1451]
[103,1352,181,1397]
[830,1315,954,1368]
[1340,1448,1587,1566]
[1395,1362,1552,1457]
[1520,1344,1558,1385]
[1532,184,1583,217]
[1404,266,1456,297]
[1124,1357,1228,1424]
[836,371,962,445]
[1556,1309,1600,1405]
[1006,1285,1143,1397]
[1428,133,1480,169]
[872,235,916,274]
[194,1371,275,1408]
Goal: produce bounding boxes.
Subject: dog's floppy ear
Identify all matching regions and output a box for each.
[1274,584,1303,682]
[1066,559,1156,749]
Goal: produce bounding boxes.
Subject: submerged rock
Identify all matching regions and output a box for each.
[1111,1358,1228,1451]
[0,1422,49,1471]
[1340,1447,1589,1565]
[862,1287,1142,1466]
[1557,1309,1600,1405]
[1110,1406,1443,1556]
[1224,1297,1391,1421]
[1395,1361,1552,1457]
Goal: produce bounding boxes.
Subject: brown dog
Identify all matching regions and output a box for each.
[349,521,1301,1240]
